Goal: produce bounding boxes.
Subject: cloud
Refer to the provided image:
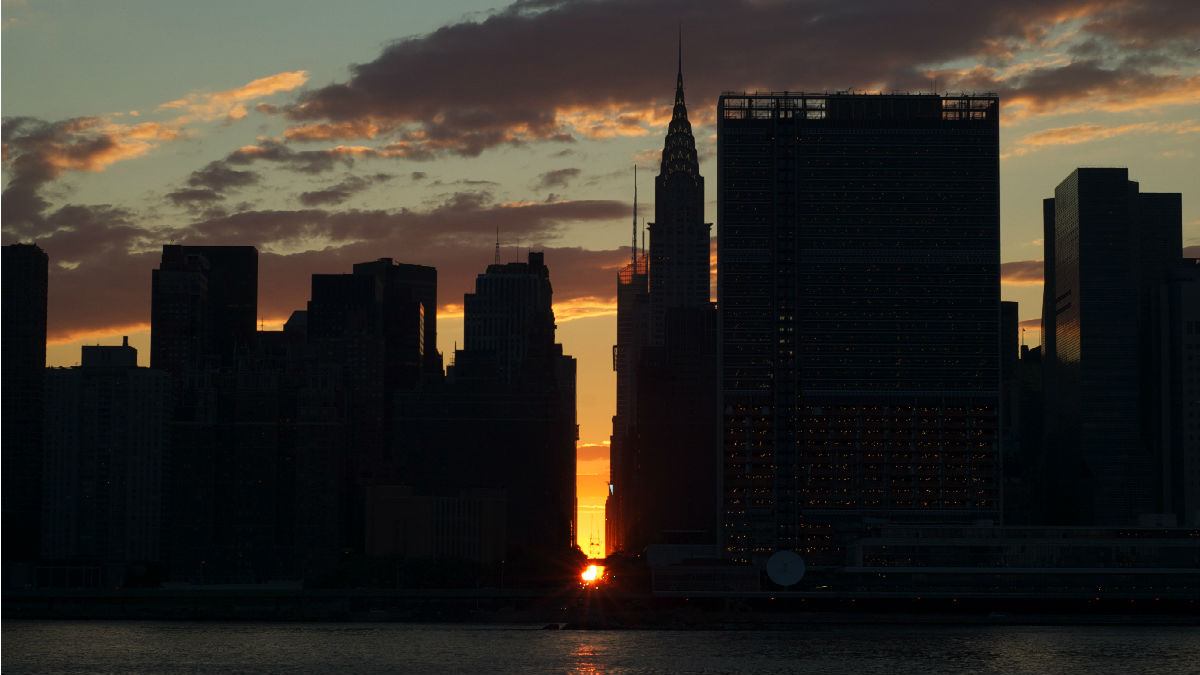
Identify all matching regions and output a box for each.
[167,187,223,206]
[226,139,355,174]
[187,160,261,191]
[298,174,392,206]
[180,191,625,249]
[576,442,611,462]
[158,70,309,123]
[5,72,314,230]
[535,167,581,190]
[1001,259,1044,285]
[272,0,1200,163]
[1006,119,1200,156]
[2,116,181,232]
[1081,1,1200,49]
[987,62,1200,120]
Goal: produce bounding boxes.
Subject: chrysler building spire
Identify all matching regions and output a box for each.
[660,32,699,181]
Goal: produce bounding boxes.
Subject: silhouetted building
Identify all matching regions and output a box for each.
[365,486,506,564]
[461,252,557,385]
[397,252,577,580]
[717,93,1001,565]
[151,245,257,378]
[648,51,712,348]
[1040,168,1183,526]
[294,260,438,572]
[42,339,170,587]
[2,243,48,566]
[607,251,648,554]
[608,53,718,554]
[351,258,440,382]
[1162,261,1200,526]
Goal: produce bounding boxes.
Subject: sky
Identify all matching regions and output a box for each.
[3,0,1198,557]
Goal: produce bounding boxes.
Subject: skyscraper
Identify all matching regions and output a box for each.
[151,245,258,380]
[399,251,577,575]
[648,46,712,347]
[608,50,717,555]
[607,205,648,554]
[2,243,48,564]
[461,251,558,385]
[1040,168,1183,525]
[717,93,1001,564]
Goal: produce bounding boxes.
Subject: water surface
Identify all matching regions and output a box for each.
[4,621,1198,674]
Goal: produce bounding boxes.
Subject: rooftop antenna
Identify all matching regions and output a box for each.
[678,23,683,79]
[494,225,500,265]
[642,218,646,264]
[632,165,638,266]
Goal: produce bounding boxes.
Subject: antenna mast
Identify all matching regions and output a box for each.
[632,165,638,266]
[494,225,500,265]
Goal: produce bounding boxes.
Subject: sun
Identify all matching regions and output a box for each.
[580,564,605,584]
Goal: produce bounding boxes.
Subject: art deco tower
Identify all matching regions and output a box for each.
[609,46,718,555]
[648,45,711,347]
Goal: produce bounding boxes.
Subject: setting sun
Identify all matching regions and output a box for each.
[581,564,605,584]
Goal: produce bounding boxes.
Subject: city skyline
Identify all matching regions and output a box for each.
[5,0,1200,555]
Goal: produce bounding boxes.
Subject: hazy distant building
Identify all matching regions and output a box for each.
[2,243,48,565]
[717,93,1001,564]
[42,340,170,586]
[1040,168,1183,526]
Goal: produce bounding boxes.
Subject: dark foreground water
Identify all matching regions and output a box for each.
[4,621,1199,674]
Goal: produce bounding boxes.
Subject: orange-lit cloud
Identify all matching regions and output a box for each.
[4,117,180,176]
[1001,71,1200,123]
[554,297,618,322]
[577,441,610,463]
[285,119,398,142]
[1006,119,1200,156]
[47,322,151,346]
[556,104,668,139]
[1001,259,1044,285]
[159,70,309,122]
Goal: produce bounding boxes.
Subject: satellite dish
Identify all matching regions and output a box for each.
[766,550,805,588]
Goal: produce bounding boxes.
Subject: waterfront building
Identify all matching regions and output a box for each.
[1040,169,1185,525]
[717,92,1001,564]
[2,243,49,566]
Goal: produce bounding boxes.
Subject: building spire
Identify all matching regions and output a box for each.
[632,165,638,266]
[660,29,699,181]
[674,26,685,108]
[677,24,683,85]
